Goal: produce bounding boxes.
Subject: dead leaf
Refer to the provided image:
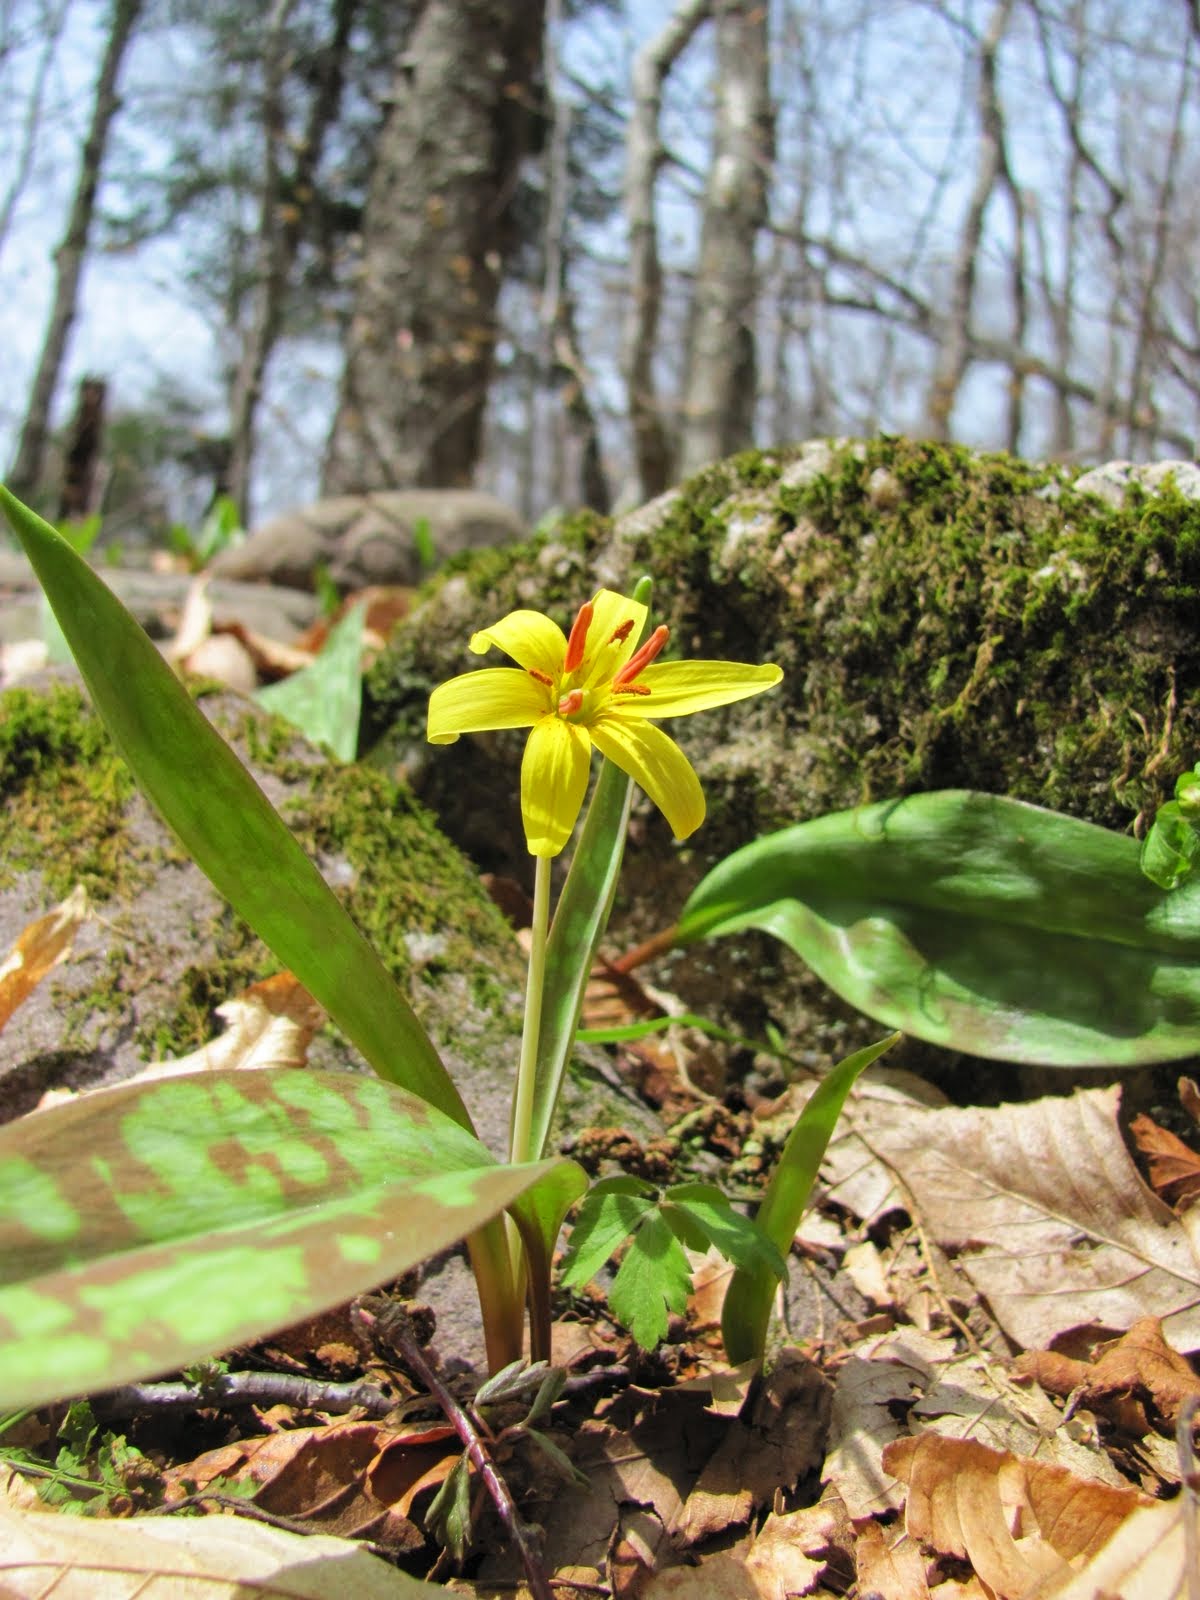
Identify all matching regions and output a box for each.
[1016,1316,1200,1435]
[672,1350,831,1545]
[853,1518,931,1600]
[183,631,259,693]
[0,637,48,688]
[1130,1112,1200,1207]
[822,1327,954,1519]
[0,1498,443,1597]
[644,1498,849,1597]
[884,1433,1151,1599]
[863,1086,1200,1350]
[366,1424,462,1518]
[0,885,88,1034]
[1043,1492,1200,1599]
[165,575,213,662]
[164,1421,420,1551]
[135,973,323,1081]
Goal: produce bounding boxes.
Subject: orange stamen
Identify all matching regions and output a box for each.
[528,668,553,686]
[613,624,668,689]
[613,683,651,695]
[563,601,594,674]
[558,688,584,716]
[609,619,634,646]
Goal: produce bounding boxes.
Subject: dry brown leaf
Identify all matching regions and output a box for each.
[644,1499,848,1597]
[802,1069,950,1227]
[1043,1492,1200,1599]
[165,574,213,661]
[0,885,88,1034]
[163,1421,420,1550]
[183,631,259,693]
[672,1350,830,1545]
[0,1498,442,1598]
[863,1086,1200,1350]
[1016,1315,1200,1435]
[884,1433,1151,1600]
[822,1327,954,1519]
[137,972,323,1082]
[853,1518,932,1600]
[1130,1112,1200,1207]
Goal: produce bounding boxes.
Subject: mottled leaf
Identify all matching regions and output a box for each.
[0,1067,576,1410]
[678,790,1200,1066]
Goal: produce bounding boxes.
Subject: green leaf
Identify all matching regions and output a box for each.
[559,1177,654,1290]
[577,1010,792,1065]
[257,602,365,762]
[506,1158,589,1359]
[662,1184,788,1282]
[425,1451,473,1562]
[609,1209,692,1349]
[677,789,1200,1067]
[0,487,467,1126]
[721,1033,900,1363]
[0,1067,574,1410]
[1141,801,1200,891]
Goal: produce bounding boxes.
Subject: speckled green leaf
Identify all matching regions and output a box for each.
[0,487,466,1127]
[0,1068,575,1410]
[677,790,1200,1066]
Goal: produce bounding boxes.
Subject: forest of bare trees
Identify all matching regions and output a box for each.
[0,0,1197,532]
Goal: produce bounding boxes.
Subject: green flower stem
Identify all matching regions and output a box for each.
[510,854,552,1169]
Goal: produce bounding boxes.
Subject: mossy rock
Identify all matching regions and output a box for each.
[0,679,657,1155]
[362,436,1200,1064]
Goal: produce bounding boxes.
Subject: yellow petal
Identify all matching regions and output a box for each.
[427,668,550,745]
[470,609,566,678]
[521,715,592,857]
[628,660,782,718]
[590,715,704,840]
[577,589,649,688]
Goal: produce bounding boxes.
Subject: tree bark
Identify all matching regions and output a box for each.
[622,0,709,503]
[8,0,144,502]
[322,0,545,493]
[923,0,1016,442]
[677,0,772,480]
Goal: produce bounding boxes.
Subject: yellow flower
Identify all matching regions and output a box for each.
[427,588,783,857]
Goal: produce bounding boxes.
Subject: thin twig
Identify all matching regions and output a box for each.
[90,1370,396,1420]
[357,1297,554,1600]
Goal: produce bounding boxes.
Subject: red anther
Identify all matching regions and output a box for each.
[609,618,635,646]
[613,625,668,688]
[558,688,584,716]
[528,668,554,686]
[563,601,594,674]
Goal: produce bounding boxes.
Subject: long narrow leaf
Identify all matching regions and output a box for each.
[721,1033,900,1362]
[677,790,1200,1066]
[1,488,467,1125]
[0,1068,576,1409]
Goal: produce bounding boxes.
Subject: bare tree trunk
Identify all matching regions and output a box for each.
[924,0,1016,441]
[8,0,143,502]
[621,0,709,502]
[322,0,545,494]
[0,0,73,263]
[226,0,360,520]
[57,374,105,520]
[677,0,772,480]
[1126,30,1192,456]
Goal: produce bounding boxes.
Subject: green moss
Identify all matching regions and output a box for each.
[0,683,144,900]
[3,680,521,1064]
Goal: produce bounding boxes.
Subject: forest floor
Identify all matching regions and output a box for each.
[2,884,1197,1600]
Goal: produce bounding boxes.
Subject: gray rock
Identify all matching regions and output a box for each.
[0,560,320,648]
[210,489,527,591]
[1073,458,1200,507]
